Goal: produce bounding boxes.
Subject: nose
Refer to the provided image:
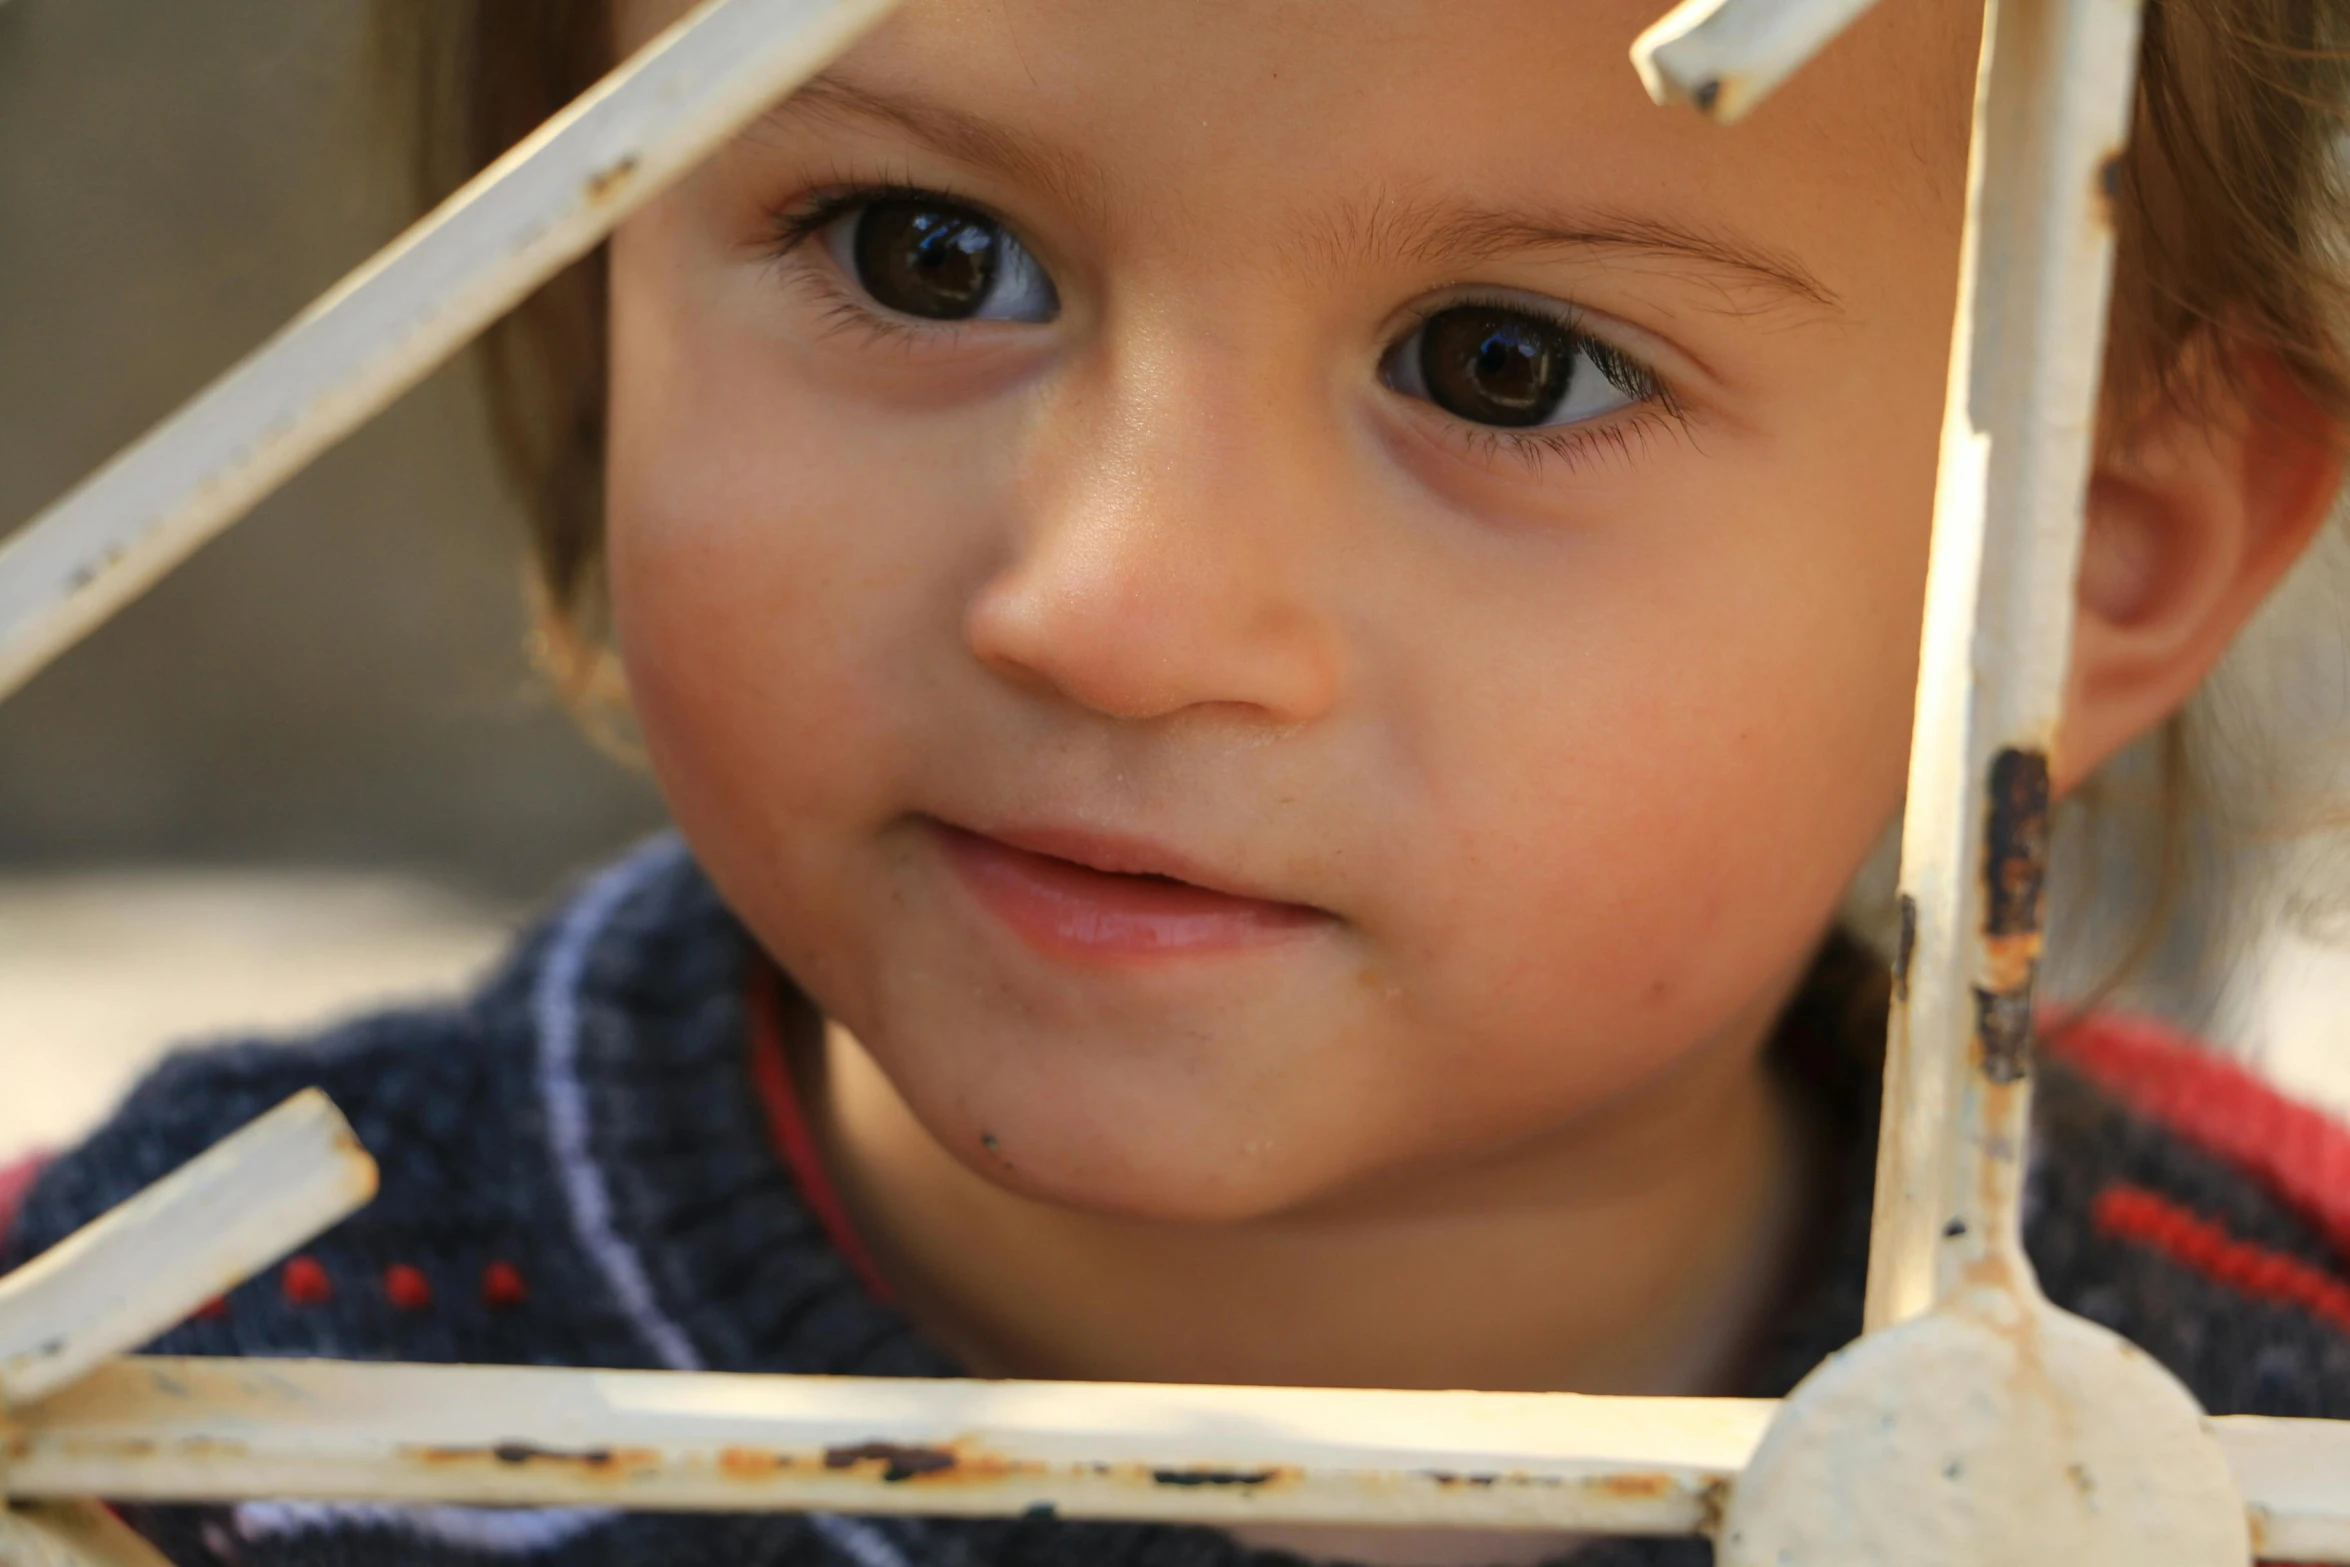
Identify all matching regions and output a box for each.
[963,339,1345,727]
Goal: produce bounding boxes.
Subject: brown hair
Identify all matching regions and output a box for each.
[379,0,2350,699]
[379,0,618,700]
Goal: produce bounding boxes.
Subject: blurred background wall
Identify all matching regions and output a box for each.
[0,0,667,1157]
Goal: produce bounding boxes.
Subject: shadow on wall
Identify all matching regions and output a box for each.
[0,0,667,899]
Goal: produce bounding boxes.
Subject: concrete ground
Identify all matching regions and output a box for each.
[2,872,514,1163]
[6,871,2348,1169]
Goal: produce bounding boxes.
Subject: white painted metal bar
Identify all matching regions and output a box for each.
[2216,1415,2350,1564]
[1863,0,2146,1330]
[3,1357,1770,1537]
[9,1360,2347,1557]
[1630,0,1889,122]
[0,0,902,705]
[0,1504,177,1567]
[0,1091,375,1411]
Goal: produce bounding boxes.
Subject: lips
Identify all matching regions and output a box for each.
[928,821,1328,963]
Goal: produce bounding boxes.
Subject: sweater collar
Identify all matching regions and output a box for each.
[536,835,1877,1404]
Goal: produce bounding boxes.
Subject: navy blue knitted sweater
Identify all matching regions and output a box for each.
[8,836,2350,1566]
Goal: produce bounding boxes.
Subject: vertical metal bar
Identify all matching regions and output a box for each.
[1864,0,2147,1329]
[0,0,903,704]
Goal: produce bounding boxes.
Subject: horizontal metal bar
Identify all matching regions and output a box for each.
[0,1093,375,1411]
[12,1361,2346,1552]
[4,1357,1771,1535]
[1630,0,1886,122]
[2215,1415,2350,1564]
[0,0,901,704]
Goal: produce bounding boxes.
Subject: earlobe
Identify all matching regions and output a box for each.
[2059,357,2344,793]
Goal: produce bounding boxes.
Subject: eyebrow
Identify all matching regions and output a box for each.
[769,75,1840,312]
[767,74,1107,226]
[1364,202,1841,311]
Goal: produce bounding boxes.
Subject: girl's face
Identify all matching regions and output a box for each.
[608,0,1978,1221]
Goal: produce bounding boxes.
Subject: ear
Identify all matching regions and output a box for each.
[2058,355,2345,793]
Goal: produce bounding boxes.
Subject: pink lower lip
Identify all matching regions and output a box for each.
[931,823,1327,963]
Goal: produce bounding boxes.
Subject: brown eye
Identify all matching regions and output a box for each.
[1414,306,1572,426]
[1383,301,1653,431]
[834,197,1057,323]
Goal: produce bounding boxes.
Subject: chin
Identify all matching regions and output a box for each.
[895,1050,1369,1226]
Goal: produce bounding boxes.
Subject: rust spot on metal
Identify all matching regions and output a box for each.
[587,155,640,204]
[1983,748,2051,940]
[408,1441,654,1478]
[1149,1465,1295,1489]
[717,1446,793,1479]
[2094,150,2125,227]
[1894,893,1917,1001]
[1694,1475,1730,1537]
[1973,747,2048,1083]
[824,1441,961,1483]
[1592,1472,1676,1500]
[1973,983,2034,1084]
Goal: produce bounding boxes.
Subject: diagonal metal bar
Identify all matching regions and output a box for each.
[0,0,902,704]
[1630,0,1890,122]
[1864,0,2147,1330]
[0,1504,177,1567]
[0,1091,376,1411]
[3,1357,1772,1536]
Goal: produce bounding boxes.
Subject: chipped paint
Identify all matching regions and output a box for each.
[1981,747,2050,943]
[1973,984,2034,1085]
[1148,1466,1292,1489]
[586,155,640,204]
[406,1442,659,1481]
[823,1442,963,1483]
[1973,747,2051,1085]
[1894,893,1917,1001]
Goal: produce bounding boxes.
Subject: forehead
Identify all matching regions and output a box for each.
[622,0,1978,294]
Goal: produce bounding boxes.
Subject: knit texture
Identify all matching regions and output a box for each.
[7,835,2349,1566]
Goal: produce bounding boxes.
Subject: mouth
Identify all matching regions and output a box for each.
[925,819,1330,964]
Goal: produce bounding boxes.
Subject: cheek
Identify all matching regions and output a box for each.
[602,213,947,877]
[1390,434,1930,1111]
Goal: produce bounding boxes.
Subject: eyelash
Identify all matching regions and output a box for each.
[759,182,1689,476]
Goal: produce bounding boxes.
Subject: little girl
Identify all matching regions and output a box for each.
[9,1,2350,1563]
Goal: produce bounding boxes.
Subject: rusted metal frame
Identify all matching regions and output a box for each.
[0,1091,376,1412]
[1863,0,2146,1331]
[1630,0,1889,122]
[0,0,903,705]
[8,1360,2350,1555]
[6,1357,1769,1537]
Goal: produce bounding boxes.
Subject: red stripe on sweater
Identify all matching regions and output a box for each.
[2094,1183,2350,1336]
[2051,1012,2350,1266]
[746,963,897,1304]
[0,1152,47,1252]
